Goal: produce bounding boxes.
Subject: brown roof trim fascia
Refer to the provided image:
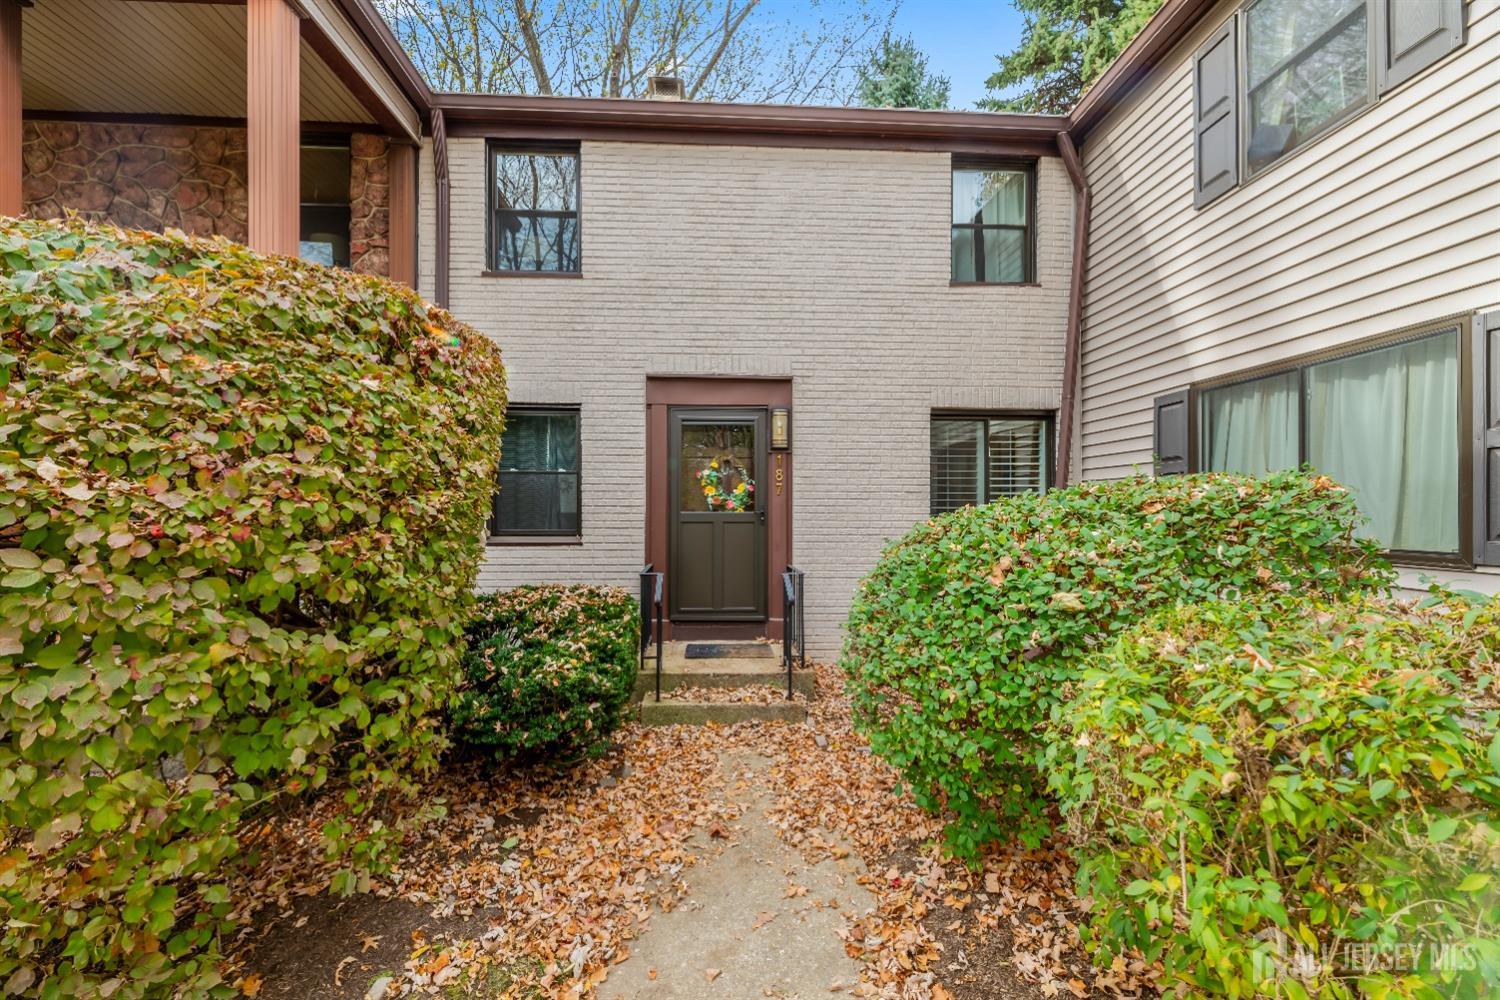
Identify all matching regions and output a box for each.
[431,92,1068,150]
[334,0,434,114]
[1068,0,1217,142]
[1053,131,1089,489]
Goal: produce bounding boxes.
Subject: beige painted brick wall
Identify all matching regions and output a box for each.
[420,138,1073,655]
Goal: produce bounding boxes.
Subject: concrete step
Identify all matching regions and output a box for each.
[632,668,816,700]
[636,699,808,726]
[632,641,816,701]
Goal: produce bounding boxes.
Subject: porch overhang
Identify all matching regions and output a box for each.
[2,0,423,281]
[13,0,421,140]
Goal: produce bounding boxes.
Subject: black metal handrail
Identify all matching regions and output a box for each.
[639,564,664,701]
[781,566,805,699]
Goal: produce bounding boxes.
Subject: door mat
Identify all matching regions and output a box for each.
[684,643,775,659]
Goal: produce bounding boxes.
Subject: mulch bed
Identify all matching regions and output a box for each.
[226,665,1158,999]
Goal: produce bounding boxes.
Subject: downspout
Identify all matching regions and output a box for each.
[431,107,451,309]
[1054,130,1089,489]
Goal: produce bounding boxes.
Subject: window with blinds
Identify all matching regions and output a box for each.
[929,415,1050,515]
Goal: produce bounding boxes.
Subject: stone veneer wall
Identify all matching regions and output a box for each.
[23,120,250,240]
[21,119,391,277]
[348,133,390,276]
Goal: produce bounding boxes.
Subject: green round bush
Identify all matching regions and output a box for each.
[452,585,639,762]
[1048,596,1500,998]
[0,218,507,997]
[841,471,1392,856]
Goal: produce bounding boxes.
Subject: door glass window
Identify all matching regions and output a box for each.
[680,423,757,513]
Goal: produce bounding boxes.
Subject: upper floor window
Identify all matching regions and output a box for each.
[1192,0,1465,205]
[487,144,580,273]
[1245,0,1369,174]
[951,161,1033,284]
[930,414,1050,515]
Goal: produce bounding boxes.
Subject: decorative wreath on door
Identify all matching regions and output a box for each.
[696,458,755,512]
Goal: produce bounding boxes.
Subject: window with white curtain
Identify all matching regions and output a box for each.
[1200,328,1460,553]
[951,162,1033,284]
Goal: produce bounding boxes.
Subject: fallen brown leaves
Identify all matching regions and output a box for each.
[225,663,1158,999]
[660,684,808,704]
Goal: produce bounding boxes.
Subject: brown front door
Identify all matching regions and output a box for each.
[669,407,768,620]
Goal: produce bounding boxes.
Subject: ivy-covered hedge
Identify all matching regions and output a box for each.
[1048,596,1500,998]
[0,218,507,997]
[841,471,1392,856]
[452,585,639,763]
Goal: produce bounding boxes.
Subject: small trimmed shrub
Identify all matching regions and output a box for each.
[1049,597,1500,998]
[841,471,1392,855]
[452,585,639,762]
[1,218,506,997]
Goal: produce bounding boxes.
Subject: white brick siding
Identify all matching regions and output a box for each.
[420,138,1073,656]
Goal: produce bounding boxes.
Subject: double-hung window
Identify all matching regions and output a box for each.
[930,415,1050,515]
[487,144,581,273]
[490,408,581,539]
[1199,325,1461,555]
[1192,0,1465,204]
[1245,0,1369,174]
[951,161,1034,284]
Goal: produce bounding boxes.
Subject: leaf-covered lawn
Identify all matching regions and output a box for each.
[226,665,1158,999]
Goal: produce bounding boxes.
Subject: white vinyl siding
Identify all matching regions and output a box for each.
[1077,0,1500,481]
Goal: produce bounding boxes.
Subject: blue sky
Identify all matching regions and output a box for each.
[763,0,1029,109]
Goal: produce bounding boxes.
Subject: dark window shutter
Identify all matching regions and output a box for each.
[1472,310,1500,565]
[1193,18,1238,208]
[1377,0,1464,94]
[1153,389,1190,476]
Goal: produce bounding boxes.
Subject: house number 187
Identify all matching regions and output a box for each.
[774,454,785,496]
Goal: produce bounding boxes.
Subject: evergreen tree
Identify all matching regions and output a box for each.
[979,0,1163,114]
[855,34,951,110]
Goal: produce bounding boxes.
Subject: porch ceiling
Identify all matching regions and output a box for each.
[21,0,373,125]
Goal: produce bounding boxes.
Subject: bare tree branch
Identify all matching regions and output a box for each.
[511,0,555,95]
[687,0,760,101]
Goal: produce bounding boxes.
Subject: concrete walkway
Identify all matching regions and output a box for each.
[599,750,873,1000]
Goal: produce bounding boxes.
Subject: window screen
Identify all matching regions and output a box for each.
[1244,0,1369,174]
[491,409,581,536]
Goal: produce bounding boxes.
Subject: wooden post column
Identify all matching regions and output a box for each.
[246,0,300,255]
[0,0,23,218]
[387,143,416,287]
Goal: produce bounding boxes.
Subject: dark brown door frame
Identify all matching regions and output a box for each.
[645,377,793,640]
